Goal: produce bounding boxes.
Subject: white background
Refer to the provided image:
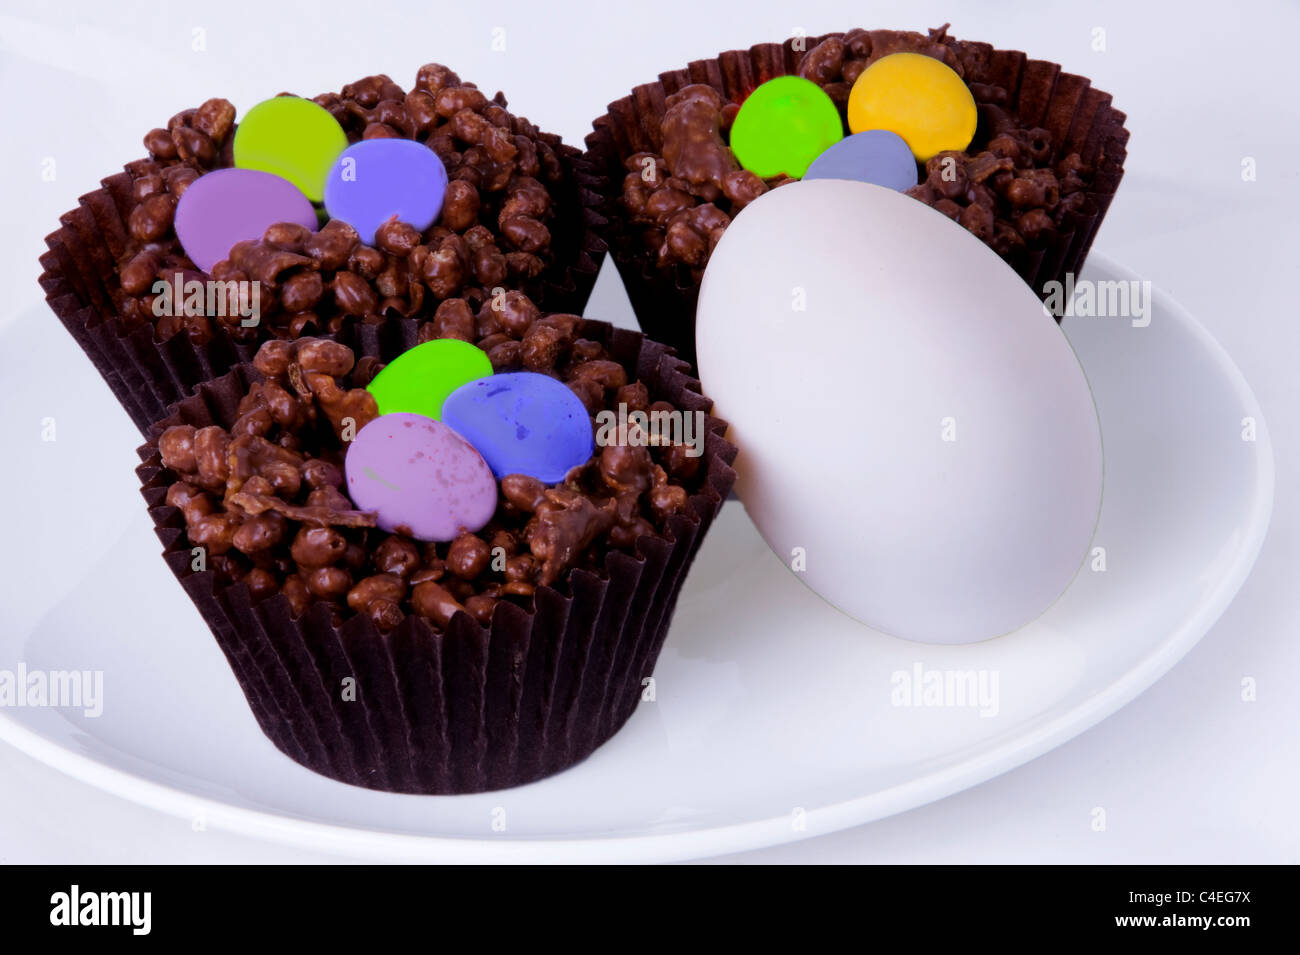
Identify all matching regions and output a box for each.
[1,0,1297,863]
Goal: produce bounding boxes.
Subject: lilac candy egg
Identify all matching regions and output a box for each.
[441,372,594,483]
[323,139,448,246]
[803,129,918,192]
[344,412,497,542]
[174,168,318,273]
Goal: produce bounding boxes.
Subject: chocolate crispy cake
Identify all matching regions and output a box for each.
[40,64,606,433]
[586,25,1129,365]
[137,306,737,794]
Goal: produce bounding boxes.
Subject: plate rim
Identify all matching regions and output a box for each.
[0,254,1276,863]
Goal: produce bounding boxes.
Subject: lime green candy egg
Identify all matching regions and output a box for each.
[233,96,348,202]
[366,339,494,421]
[729,76,844,179]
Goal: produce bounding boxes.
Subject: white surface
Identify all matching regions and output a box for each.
[697,179,1103,643]
[1,0,1297,863]
[0,257,1274,861]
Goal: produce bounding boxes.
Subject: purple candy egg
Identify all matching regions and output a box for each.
[344,412,497,542]
[173,168,318,273]
[323,139,448,246]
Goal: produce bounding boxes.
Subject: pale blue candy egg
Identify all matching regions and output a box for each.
[803,129,918,192]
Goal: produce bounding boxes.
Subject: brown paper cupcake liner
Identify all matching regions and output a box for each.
[135,318,737,794]
[584,31,1129,367]
[40,134,609,436]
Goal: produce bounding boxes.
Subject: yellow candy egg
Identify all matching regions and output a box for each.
[847,52,977,162]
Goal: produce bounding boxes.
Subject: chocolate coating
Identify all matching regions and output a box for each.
[153,299,706,631]
[621,26,1101,282]
[120,65,572,347]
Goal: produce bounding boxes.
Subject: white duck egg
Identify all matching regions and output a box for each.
[696,178,1102,643]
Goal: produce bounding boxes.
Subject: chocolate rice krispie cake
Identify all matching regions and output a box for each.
[137,305,736,794]
[40,63,607,433]
[585,25,1129,365]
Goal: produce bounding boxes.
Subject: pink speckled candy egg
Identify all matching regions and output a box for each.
[344,412,497,541]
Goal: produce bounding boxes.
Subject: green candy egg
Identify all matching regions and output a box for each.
[729,76,844,180]
[366,339,494,421]
[233,96,348,203]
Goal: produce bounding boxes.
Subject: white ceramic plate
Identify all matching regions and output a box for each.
[0,256,1273,863]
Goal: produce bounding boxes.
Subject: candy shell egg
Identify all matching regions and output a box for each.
[366,339,493,421]
[729,76,843,179]
[441,372,595,483]
[696,179,1102,644]
[804,129,918,192]
[344,412,497,541]
[174,168,318,273]
[232,96,348,202]
[846,52,977,162]
[324,139,449,246]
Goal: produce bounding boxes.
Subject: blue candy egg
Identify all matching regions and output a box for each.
[441,372,595,483]
[803,129,918,192]
[323,139,448,246]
